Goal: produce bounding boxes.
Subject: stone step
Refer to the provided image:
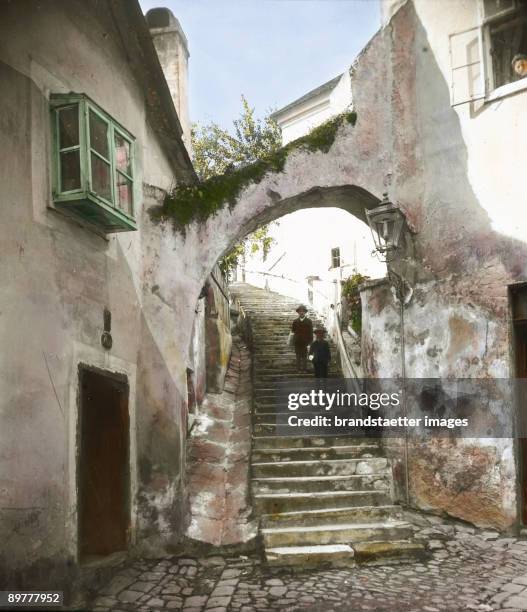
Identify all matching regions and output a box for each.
[233,283,423,569]
[251,444,383,462]
[254,366,339,373]
[352,540,427,564]
[252,458,389,478]
[252,435,374,449]
[261,505,402,528]
[253,410,338,420]
[265,544,355,568]
[252,473,391,494]
[262,520,413,548]
[254,490,393,514]
[254,372,340,379]
[252,403,328,413]
[254,364,339,372]
[254,423,351,435]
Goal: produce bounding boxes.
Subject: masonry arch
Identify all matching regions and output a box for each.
[218,184,381,263]
[192,110,394,291]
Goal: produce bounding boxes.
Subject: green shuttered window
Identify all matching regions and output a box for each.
[51,94,137,233]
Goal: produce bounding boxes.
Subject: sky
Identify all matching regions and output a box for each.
[139,0,381,129]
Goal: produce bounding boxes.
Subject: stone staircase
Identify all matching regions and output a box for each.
[231,283,425,568]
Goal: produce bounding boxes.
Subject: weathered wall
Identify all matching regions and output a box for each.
[160,0,527,529]
[0,0,199,585]
[361,280,517,529]
[189,300,207,410]
[205,268,233,394]
[186,336,256,546]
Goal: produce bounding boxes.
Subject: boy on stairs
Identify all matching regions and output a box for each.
[309,328,331,378]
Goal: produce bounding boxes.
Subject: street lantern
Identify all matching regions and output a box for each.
[366,193,406,262]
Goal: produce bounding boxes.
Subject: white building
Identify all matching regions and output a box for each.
[240,71,386,316]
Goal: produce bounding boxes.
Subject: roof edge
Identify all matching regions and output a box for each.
[109,0,196,182]
[271,74,343,121]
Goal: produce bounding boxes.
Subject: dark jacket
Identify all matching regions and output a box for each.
[309,339,331,364]
[292,317,313,345]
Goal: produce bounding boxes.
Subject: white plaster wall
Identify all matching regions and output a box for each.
[278,72,352,145]
[411,0,527,247]
[0,0,193,577]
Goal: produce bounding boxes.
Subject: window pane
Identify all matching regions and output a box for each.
[58,106,79,149]
[452,64,484,103]
[484,0,515,19]
[60,150,80,192]
[89,110,109,159]
[91,153,112,201]
[450,29,480,69]
[114,133,131,175]
[490,14,527,88]
[117,173,133,215]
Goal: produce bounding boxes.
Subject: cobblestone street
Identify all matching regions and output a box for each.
[87,513,527,612]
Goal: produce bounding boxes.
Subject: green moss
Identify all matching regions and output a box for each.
[154,110,357,230]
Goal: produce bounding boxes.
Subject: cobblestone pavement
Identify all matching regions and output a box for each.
[88,513,527,612]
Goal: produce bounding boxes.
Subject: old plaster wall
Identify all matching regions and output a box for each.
[186,336,256,546]
[205,267,233,394]
[189,299,207,410]
[173,0,527,530]
[0,0,202,584]
[357,0,525,530]
[361,279,517,529]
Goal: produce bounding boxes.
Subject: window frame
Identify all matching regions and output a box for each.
[331,247,341,269]
[480,0,527,95]
[50,93,136,227]
[449,1,527,105]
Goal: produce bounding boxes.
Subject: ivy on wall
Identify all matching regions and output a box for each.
[150,110,358,231]
[341,272,370,334]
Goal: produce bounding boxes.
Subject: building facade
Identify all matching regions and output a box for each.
[0,0,231,589]
[192,0,527,532]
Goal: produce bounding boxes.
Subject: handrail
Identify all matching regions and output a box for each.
[210,270,230,303]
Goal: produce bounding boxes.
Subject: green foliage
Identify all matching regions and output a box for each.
[192,96,282,181]
[217,225,276,276]
[218,242,245,276]
[153,109,358,230]
[182,96,282,273]
[341,272,370,335]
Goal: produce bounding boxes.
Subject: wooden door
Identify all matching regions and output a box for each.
[78,367,129,560]
[512,288,527,524]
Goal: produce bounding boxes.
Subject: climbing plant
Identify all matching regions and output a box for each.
[341,272,370,334]
[191,96,281,274]
[192,95,282,181]
[151,108,358,232]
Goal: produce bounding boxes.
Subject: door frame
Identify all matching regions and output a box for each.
[509,281,527,529]
[76,363,131,561]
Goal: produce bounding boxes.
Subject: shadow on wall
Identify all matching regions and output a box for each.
[135,309,188,553]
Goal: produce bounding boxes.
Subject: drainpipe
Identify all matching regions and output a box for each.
[400,293,410,507]
[390,269,412,507]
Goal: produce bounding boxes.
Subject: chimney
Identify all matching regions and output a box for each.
[146,8,191,153]
[379,0,408,26]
